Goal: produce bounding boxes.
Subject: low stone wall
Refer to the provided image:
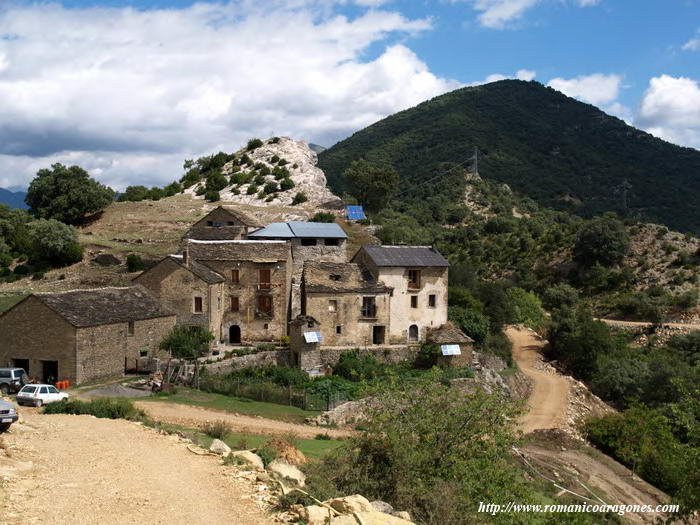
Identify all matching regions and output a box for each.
[203,351,281,374]
[319,346,420,366]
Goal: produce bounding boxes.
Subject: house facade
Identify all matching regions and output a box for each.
[184,206,262,242]
[0,286,175,384]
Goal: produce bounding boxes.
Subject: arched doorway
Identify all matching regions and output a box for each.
[408,324,419,342]
[229,325,241,344]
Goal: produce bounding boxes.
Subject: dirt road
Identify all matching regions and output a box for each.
[0,410,273,525]
[134,401,352,439]
[506,326,569,432]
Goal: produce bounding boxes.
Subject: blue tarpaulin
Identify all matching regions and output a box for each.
[346,205,366,221]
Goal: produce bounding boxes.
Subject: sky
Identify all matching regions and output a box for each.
[0,0,698,190]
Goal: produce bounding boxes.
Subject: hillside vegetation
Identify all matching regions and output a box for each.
[319,80,700,234]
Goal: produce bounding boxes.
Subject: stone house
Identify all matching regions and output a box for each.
[0,286,175,385]
[184,206,262,241]
[183,239,293,344]
[302,260,392,346]
[133,255,226,337]
[427,322,474,367]
[351,245,449,344]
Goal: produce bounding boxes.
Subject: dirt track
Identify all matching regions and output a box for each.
[506,326,569,432]
[0,410,273,525]
[134,401,352,439]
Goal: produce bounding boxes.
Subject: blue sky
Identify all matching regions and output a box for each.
[0,0,698,189]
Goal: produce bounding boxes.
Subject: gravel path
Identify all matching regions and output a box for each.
[506,326,570,433]
[0,409,273,525]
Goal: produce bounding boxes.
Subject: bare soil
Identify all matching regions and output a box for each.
[0,408,273,525]
[134,400,352,440]
[507,326,569,433]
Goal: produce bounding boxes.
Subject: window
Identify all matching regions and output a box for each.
[194,296,203,313]
[428,294,437,308]
[206,221,214,226]
[328,300,338,312]
[40,386,48,394]
[301,238,317,246]
[263,323,269,330]
[139,349,148,358]
[329,274,342,281]
[259,268,271,289]
[336,325,342,334]
[48,386,59,394]
[0,370,9,378]
[227,221,235,226]
[410,296,418,308]
[408,269,421,289]
[324,238,339,246]
[217,297,221,310]
[230,296,240,312]
[408,324,419,342]
[231,269,240,283]
[257,295,273,316]
[128,321,135,336]
[361,297,377,318]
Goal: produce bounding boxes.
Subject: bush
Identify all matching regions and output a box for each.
[247,138,263,151]
[126,254,145,272]
[27,219,83,267]
[573,216,630,267]
[43,398,146,421]
[263,182,279,194]
[253,174,266,185]
[292,192,308,205]
[31,271,44,280]
[310,212,335,223]
[279,178,295,191]
[204,190,220,202]
[505,287,545,329]
[256,443,278,466]
[201,420,232,440]
[449,307,489,345]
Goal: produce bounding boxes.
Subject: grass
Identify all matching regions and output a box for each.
[139,388,320,424]
[0,293,29,313]
[151,421,343,459]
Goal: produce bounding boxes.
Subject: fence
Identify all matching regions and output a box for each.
[198,375,347,412]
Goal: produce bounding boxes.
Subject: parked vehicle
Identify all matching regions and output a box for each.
[0,368,27,395]
[0,398,19,432]
[16,384,69,407]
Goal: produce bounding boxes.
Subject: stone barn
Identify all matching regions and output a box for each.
[427,322,474,368]
[288,315,322,370]
[184,206,262,242]
[0,286,176,385]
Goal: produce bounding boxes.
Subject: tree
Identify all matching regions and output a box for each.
[344,159,399,214]
[27,219,83,266]
[159,325,214,360]
[505,287,545,329]
[26,163,115,224]
[573,215,630,267]
[449,306,489,345]
[126,254,145,272]
[118,186,149,202]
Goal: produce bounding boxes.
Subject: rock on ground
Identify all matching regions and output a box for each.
[209,438,232,456]
[267,459,306,488]
[327,494,374,514]
[231,450,264,470]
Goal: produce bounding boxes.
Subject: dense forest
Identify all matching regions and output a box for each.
[319,80,700,234]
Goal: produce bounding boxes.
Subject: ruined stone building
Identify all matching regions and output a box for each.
[0,286,175,384]
[184,206,263,241]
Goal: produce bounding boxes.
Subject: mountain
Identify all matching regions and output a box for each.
[0,188,28,209]
[318,80,700,234]
[308,143,327,154]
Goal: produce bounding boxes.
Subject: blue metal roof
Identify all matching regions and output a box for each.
[345,205,366,221]
[288,221,347,239]
[249,221,347,239]
[248,223,294,238]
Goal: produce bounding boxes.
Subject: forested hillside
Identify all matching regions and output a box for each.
[319,80,700,234]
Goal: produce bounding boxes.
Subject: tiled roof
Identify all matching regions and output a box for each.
[169,256,225,284]
[303,261,391,294]
[249,221,348,239]
[358,245,449,267]
[32,286,175,328]
[426,322,474,344]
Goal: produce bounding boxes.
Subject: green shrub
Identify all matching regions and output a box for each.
[13,265,30,275]
[43,398,146,421]
[315,433,332,440]
[201,420,232,440]
[277,158,288,166]
[269,137,280,144]
[279,178,295,191]
[449,307,489,345]
[256,443,278,466]
[247,138,263,151]
[292,192,308,205]
[205,190,220,202]
[270,155,280,163]
[263,182,279,194]
[31,271,44,280]
[126,254,145,272]
[310,212,335,223]
[253,174,265,185]
[246,184,258,195]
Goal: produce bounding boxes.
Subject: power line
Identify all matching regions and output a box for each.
[393,151,478,199]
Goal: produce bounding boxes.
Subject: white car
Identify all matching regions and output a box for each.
[16,384,69,407]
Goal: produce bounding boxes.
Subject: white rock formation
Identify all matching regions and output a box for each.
[186,137,341,208]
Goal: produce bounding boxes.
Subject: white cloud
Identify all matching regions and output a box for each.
[466,69,536,86]
[636,75,700,149]
[547,73,622,105]
[454,0,601,29]
[683,38,700,51]
[516,69,536,81]
[0,2,457,190]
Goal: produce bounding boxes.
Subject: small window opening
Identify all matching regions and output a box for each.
[194,296,203,313]
[336,325,342,334]
[128,321,135,336]
[408,270,421,289]
[301,238,317,246]
[324,238,339,246]
[329,300,338,312]
[139,349,148,357]
[329,274,342,281]
[230,296,239,312]
[231,269,240,283]
[410,296,418,308]
[428,294,437,308]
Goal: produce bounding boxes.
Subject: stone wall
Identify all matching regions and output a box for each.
[125,316,177,368]
[319,346,420,366]
[76,324,126,384]
[0,296,77,383]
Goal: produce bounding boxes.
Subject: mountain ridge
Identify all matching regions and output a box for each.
[0,188,28,209]
[318,80,700,234]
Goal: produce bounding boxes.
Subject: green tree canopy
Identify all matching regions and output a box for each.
[27,219,83,266]
[160,325,214,360]
[344,159,399,214]
[573,215,630,267]
[26,163,115,224]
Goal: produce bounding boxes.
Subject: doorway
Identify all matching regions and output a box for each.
[229,325,241,344]
[13,358,29,376]
[372,326,385,345]
[408,324,419,342]
[41,360,58,384]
